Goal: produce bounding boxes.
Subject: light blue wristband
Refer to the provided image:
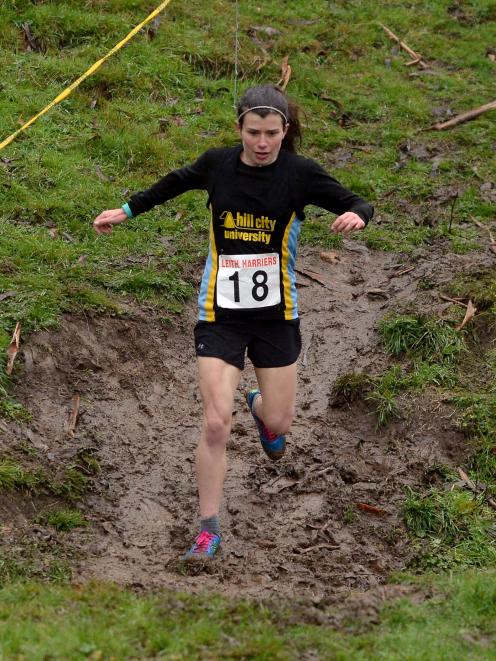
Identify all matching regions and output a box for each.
[122,203,133,219]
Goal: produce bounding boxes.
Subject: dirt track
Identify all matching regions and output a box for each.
[3,240,492,602]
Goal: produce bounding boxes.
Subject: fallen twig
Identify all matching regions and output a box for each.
[438,293,469,307]
[65,394,81,437]
[6,322,21,376]
[390,265,415,278]
[432,100,496,130]
[380,24,429,69]
[296,543,339,554]
[457,467,496,511]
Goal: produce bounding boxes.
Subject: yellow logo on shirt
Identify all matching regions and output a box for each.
[220,211,276,245]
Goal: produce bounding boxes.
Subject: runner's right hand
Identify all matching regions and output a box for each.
[93,208,128,234]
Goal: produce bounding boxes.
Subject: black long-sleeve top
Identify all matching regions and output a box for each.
[126,146,373,321]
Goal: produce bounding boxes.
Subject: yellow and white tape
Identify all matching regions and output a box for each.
[0,0,174,152]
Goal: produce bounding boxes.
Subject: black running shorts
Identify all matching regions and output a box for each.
[194,319,301,370]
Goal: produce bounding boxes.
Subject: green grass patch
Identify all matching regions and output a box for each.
[0,571,495,659]
[0,398,31,422]
[1,0,494,367]
[379,313,464,362]
[404,487,496,571]
[452,394,496,444]
[0,456,91,502]
[0,459,44,492]
[36,508,87,533]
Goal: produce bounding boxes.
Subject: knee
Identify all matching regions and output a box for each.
[203,408,231,446]
[263,407,294,436]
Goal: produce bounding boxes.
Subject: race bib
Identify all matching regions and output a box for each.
[216,253,281,309]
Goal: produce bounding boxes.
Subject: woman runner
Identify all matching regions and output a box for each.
[93,84,374,562]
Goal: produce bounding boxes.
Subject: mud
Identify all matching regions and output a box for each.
[2,240,494,601]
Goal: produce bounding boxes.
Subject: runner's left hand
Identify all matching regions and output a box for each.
[331,212,365,234]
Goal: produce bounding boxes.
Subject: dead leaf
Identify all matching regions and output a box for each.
[6,322,21,376]
[147,15,162,39]
[277,55,291,90]
[249,25,281,38]
[95,165,113,182]
[455,299,476,331]
[22,22,42,52]
[261,476,301,494]
[48,228,58,239]
[0,291,16,302]
[320,250,340,264]
[355,502,387,515]
[172,115,186,127]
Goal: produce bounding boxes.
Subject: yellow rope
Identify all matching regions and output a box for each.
[0,0,175,152]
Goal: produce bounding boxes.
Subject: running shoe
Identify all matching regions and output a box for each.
[246,388,286,460]
[182,530,221,562]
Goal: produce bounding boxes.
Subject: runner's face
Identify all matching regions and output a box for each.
[237,112,288,167]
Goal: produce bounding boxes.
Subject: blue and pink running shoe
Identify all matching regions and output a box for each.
[182,530,221,562]
[246,389,286,461]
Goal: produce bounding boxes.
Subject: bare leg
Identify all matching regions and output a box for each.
[196,357,241,518]
[253,363,297,435]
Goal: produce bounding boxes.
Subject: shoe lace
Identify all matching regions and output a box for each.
[194,530,215,553]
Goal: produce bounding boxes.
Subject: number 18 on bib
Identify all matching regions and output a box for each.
[216,253,281,309]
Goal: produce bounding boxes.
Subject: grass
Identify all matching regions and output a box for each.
[0,458,44,492]
[0,571,493,660]
[1,0,496,655]
[0,0,495,373]
[403,487,496,571]
[36,508,87,533]
[0,456,91,501]
[379,313,464,362]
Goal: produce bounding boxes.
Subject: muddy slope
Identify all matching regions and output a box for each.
[3,241,492,600]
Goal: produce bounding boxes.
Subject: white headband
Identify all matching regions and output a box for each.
[238,105,288,123]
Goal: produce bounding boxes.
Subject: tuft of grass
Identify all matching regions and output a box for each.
[0,555,32,584]
[379,314,464,362]
[76,448,101,476]
[452,394,496,444]
[0,399,32,422]
[403,487,496,570]
[50,467,91,500]
[0,456,93,500]
[36,508,87,533]
[366,366,403,427]
[0,459,44,492]
[449,270,496,312]
[330,372,372,407]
